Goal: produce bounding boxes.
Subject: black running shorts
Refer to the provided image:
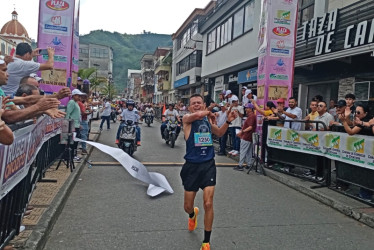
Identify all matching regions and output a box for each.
[180,159,216,192]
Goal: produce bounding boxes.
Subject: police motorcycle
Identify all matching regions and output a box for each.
[163,120,179,148]
[118,120,137,156]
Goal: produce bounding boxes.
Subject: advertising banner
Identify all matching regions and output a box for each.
[257,0,298,106]
[37,0,79,97]
[0,117,62,200]
[267,126,374,170]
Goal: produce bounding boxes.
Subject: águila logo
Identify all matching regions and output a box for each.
[46,0,69,11]
[272,27,291,36]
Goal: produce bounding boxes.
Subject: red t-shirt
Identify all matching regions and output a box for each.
[78,101,88,121]
[241,113,256,142]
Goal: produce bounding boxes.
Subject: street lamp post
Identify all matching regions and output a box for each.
[93,63,100,96]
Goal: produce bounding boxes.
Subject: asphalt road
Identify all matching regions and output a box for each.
[43,119,374,250]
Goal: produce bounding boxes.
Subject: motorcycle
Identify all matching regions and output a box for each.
[110,109,117,123]
[163,120,179,148]
[144,113,152,127]
[118,120,137,156]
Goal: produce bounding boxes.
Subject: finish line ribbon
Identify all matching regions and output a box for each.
[74,139,174,197]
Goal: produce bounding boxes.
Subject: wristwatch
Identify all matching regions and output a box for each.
[226,121,231,125]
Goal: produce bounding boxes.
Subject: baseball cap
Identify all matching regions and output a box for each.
[245,103,254,109]
[30,73,43,82]
[83,79,90,84]
[276,98,285,103]
[337,99,346,107]
[242,86,247,90]
[231,95,239,102]
[245,89,252,96]
[72,89,86,96]
[225,90,232,97]
[77,77,82,81]
[219,102,225,107]
[220,90,226,96]
[0,59,5,65]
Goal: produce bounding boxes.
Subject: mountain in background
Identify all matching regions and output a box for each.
[79,30,173,91]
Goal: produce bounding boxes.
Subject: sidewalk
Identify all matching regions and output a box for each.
[222,148,374,229]
[5,128,101,250]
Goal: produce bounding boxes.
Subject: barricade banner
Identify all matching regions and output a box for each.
[267,126,373,170]
[0,117,62,200]
[74,139,174,197]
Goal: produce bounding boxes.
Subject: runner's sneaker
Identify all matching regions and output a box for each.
[228,150,235,154]
[188,207,199,231]
[200,242,210,250]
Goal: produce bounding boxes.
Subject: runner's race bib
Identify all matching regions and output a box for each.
[194,132,213,146]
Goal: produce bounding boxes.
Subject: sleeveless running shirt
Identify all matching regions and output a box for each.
[184,117,214,163]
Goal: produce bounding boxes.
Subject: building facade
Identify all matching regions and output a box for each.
[140,54,155,103]
[78,43,114,80]
[294,0,373,114]
[199,0,259,103]
[154,47,172,104]
[127,69,141,100]
[171,1,216,104]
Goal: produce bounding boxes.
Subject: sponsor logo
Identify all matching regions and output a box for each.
[269,74,288,80]
[258,74,265,80]
[45,24,68,32]
[307,134,319,147]
[272,59,287,73]
[271,48,291,57]
[272,27,291,36]
[131,165,139,172]
[46,0,69,11]
[274,10,291,25]
[353,139,365,153]
[276,40,286,49]
[51,16,62,25]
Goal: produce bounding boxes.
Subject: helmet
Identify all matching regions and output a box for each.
[168,103,174,107]
[127,99,135,107]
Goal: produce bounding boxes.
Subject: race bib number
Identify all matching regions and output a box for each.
[194,132,213,146]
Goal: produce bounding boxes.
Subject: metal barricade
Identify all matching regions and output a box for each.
[0,132,64,249]
[264,120,331,187]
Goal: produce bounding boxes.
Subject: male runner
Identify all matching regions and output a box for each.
[181,94,236,250]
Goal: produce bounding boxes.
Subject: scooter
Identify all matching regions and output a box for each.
[163,120,179,148]
[110,109,117,123]
[144,113,152,127]
[118,120,137,156]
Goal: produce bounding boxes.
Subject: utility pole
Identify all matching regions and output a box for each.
[93,63,100,97]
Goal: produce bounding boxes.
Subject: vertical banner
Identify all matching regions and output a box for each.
[37,0,78,97]
[257,0,298,106]
[71,0,80,89]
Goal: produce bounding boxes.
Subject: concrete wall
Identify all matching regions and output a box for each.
[201,0,260,78]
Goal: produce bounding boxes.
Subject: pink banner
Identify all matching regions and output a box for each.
[257,0,298,107]
[37,0,79,102]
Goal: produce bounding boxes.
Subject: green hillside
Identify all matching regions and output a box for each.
[79,30,173,91]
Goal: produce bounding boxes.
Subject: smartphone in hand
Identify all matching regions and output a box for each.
[39,49,48,55]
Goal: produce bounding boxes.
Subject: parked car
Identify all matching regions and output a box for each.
[91,105,101,120]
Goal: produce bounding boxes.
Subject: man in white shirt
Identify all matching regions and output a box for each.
[100,99,112,130]
[161,103,181,138]
[313,101,334,131]
[227,95,244,156]
[280,97,302,131]
[225,90,238,105]
[243,89,257,106]
[3,43,54,96]
[216,103,228,155]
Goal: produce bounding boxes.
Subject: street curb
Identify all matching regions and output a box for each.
[23,132,101,250]
[264,168,374,229]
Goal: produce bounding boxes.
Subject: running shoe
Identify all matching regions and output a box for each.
[115,139,119,144]
[137,141,141,146]
[200,242,210,250]
[188,207,199,231]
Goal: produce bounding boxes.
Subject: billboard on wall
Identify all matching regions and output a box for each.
[37,0,79,98]
[257,0,298,107]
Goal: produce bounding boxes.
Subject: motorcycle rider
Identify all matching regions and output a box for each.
[161,103,181,139]
[115,99,141,146]
[144,103,154,123]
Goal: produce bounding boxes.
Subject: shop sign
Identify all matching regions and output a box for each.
[272,27,291,36]
[228,75,238,83]
[174,76,189,88]
[238,68,258,84]
[300,8,374,56]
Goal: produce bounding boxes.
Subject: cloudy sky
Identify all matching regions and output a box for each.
[1,0,213,40]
